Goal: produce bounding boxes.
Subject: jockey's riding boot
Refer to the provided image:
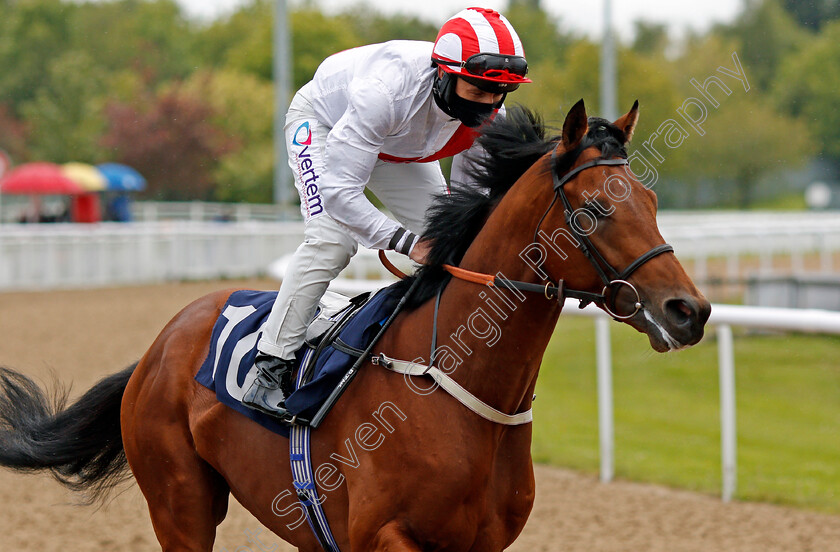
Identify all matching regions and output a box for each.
[242,354,296,419]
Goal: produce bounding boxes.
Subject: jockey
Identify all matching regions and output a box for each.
[243,7,531,418]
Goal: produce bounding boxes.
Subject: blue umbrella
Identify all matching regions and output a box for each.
[96,163,147,192]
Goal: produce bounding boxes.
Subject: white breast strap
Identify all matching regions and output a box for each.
[372,353,533,426]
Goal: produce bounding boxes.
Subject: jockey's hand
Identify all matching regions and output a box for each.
[408,238,432,265]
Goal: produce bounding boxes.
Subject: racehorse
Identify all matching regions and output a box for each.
[0,100,709,551]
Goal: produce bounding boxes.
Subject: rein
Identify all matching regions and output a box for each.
[437,149,674,320]
[377,251,534,426]
[378,149,675,321]
[442,264,602,304]
[371,147,675,426]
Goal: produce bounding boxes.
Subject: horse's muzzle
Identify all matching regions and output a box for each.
[636,294,711,352]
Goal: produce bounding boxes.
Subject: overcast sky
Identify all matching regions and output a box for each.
[177,0,743,40]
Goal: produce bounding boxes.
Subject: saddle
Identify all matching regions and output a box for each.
[301,290,371,376]
[284,285,404,422]
[194,284,405,437]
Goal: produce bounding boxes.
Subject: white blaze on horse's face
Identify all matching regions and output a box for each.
[643,310,688,352]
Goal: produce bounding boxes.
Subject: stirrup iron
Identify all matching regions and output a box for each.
[242,355,296,419]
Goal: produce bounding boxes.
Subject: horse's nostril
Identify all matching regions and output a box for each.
[665,298,694,327]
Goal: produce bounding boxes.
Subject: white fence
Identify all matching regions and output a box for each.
[2,208,838,292]
[0,221,304,290]
[131,201,300,223]
[658,211,840,280]
[562,300,840,502]
[0,198,298,224]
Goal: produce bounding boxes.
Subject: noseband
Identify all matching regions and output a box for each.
[441,145,674,320]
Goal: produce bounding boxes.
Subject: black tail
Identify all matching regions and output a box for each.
[0,364,137,503]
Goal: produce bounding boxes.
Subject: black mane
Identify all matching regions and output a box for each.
[394,107,627,308]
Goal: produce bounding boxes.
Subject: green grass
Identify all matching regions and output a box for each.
[532,318,840,513]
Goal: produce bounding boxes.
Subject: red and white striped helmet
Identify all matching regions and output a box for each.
[432,7,531,85]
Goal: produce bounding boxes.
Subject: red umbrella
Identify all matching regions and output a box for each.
[0,162,84,195]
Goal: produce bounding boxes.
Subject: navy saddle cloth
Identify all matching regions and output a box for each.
[194,285,403,437]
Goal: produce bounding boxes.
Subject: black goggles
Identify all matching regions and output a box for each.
[437,52,529,80]
[458,73,519,93]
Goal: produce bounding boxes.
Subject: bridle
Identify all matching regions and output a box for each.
[366,142,677,430]
[441,144,674,320]
[529,147,674,318]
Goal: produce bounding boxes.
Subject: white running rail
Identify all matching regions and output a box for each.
[0,221,304,290]
[561,300,840,502]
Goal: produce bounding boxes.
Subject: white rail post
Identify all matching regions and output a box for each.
[717,323,737,502]
[596,315,614,483]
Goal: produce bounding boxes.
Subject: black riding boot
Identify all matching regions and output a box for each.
[241,354,296,419]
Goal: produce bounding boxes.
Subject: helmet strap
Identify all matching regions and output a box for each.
[432,70,458,119]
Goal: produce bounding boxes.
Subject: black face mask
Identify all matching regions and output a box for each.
[433,71,505,128]
[448,95,497,128]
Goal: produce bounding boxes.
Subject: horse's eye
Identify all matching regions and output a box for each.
[585,201,612,220]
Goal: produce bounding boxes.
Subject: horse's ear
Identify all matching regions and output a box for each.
[613,100,639,143]
[562,99,588,147]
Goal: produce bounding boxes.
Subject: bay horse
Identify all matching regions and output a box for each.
[0,100,709,551]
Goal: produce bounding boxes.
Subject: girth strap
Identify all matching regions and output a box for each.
[372,353,533,426]
[290,349,341,552]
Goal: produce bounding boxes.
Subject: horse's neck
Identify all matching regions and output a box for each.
[434,166,563,417]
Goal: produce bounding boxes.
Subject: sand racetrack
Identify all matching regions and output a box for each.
[1,280,839,551]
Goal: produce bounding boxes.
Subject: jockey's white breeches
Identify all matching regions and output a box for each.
[257,89,448,360]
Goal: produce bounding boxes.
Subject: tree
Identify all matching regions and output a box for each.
[715,0,808,91]
[20,51,107,163]
[781,0,840,30]
[0,105,28,162]
[504,0,572,66]
[210,1,274,81]
[632,21,669,56]
[192,1,271,71]
[515,40,682,143]
[69,0,198,85]
[773,19,840,167]
[509,0,542,9]
[181,70,275,202]
[0,0,75,114]
[667,94,813,208]
[194,3,361,90]
[288,8,361,89]
[102,86,235,200]
[339,8,438,44]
